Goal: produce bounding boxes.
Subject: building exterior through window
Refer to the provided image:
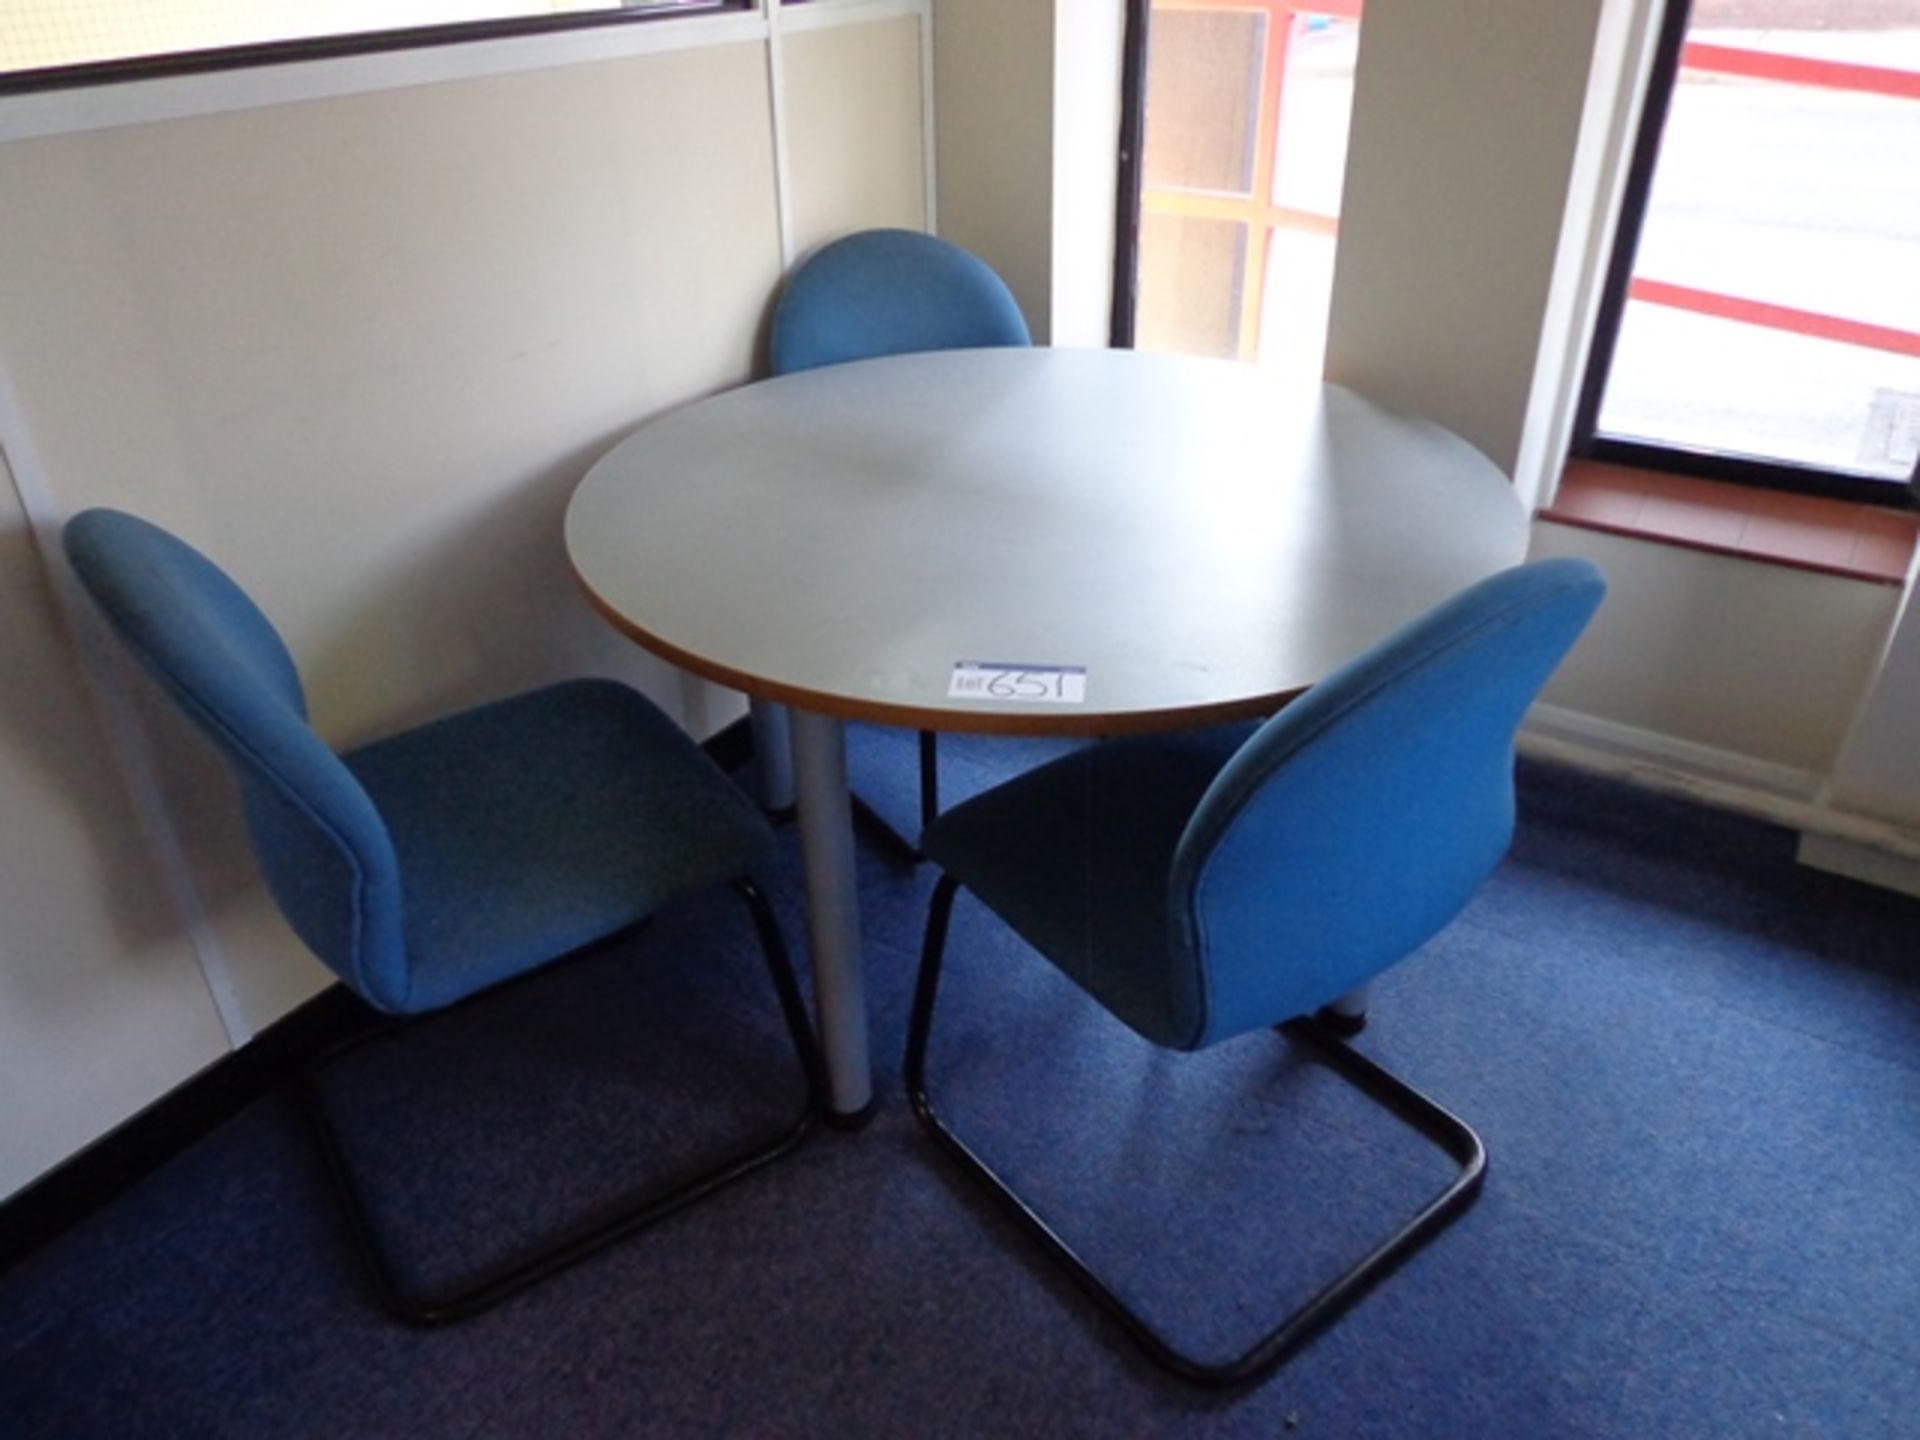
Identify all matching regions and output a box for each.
[1582,0,1920,502]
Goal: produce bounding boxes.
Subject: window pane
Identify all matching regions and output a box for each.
[1134,5,1359,368]
[0,1,710,78]
[1269,15,1355,216]
[1596,7,1920,482]
[1609,304,1920,477]
[1136,212,1247,360]
[1141,10,1265,195]
[1256,224,1340,384]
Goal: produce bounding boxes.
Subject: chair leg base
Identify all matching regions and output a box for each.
[306,1085,814,1326]
[1310,1003,1368,1037]
[307,878,826,1326]
[918,730,940,838]
[905,876,1486,1389]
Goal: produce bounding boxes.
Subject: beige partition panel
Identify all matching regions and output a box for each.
[932,0,1055,343]
[0,39,790,1186]
[0,478,230,1199]
[0,46,781,746]
[782,12,928,259]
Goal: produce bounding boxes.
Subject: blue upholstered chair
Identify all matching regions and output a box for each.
[63,508,824,1324]
[905,558,1606,1386]
[769,228,1032,854]
[770,227,1031,377]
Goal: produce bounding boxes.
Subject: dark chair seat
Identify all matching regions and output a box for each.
[923,722,1254,1049]
[343,679,771,1015]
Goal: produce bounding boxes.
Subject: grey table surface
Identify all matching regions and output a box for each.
[567,347,1529,737]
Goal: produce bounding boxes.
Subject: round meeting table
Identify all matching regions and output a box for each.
[566,346,1529,1120]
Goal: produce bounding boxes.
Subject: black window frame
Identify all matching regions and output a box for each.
[1572,0,1920,510]
[0,1,748,97]
[1108,0,1152,350]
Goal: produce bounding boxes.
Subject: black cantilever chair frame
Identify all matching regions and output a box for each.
[310,876,824,1326]
[900,558,1606,1387]
[907,872,1485,1388]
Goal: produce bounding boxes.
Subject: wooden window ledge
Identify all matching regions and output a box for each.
[1541,460,1918,584]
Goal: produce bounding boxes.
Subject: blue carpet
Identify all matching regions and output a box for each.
[3,726,1918,1437]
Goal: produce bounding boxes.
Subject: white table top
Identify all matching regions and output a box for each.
[567,347,1528,736]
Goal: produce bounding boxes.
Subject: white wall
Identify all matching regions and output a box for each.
[0,1,933,1199]
[1804,569,1920,893]
[782,10,929,258]
[1049,0,1125,348]
[0,460,233,1194]
[1828,582,1920,821]
[931,0,1056,341]
[1528,522,1903,778]
[928,0,1123,348]
[1325,0,1613,489]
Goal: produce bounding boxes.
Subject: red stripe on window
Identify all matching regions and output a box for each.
[1629,279,1920,360]
[1680,43,1920,102]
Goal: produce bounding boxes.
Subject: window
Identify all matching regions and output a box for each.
[1113,0,1362,386]
[0,0,736,90]
[1576,0,1920,507]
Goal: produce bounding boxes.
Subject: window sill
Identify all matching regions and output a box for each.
[1540,460,1918,585]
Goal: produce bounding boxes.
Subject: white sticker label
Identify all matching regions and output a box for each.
[948,662,1087,704]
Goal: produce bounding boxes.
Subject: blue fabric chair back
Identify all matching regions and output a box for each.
[63,509,408,1010]
[1169,558,1605,1047]
[769,228,1031,375]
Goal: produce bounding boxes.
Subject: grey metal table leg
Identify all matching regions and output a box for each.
[789,708,874,1122]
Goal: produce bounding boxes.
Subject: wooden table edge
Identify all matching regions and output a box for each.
[572,569,1305,739]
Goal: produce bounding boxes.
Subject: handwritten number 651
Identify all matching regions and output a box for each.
[987,671,1055,699]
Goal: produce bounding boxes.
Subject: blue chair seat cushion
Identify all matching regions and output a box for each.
[921,721,1257,1049]
[341,679,771,1014]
